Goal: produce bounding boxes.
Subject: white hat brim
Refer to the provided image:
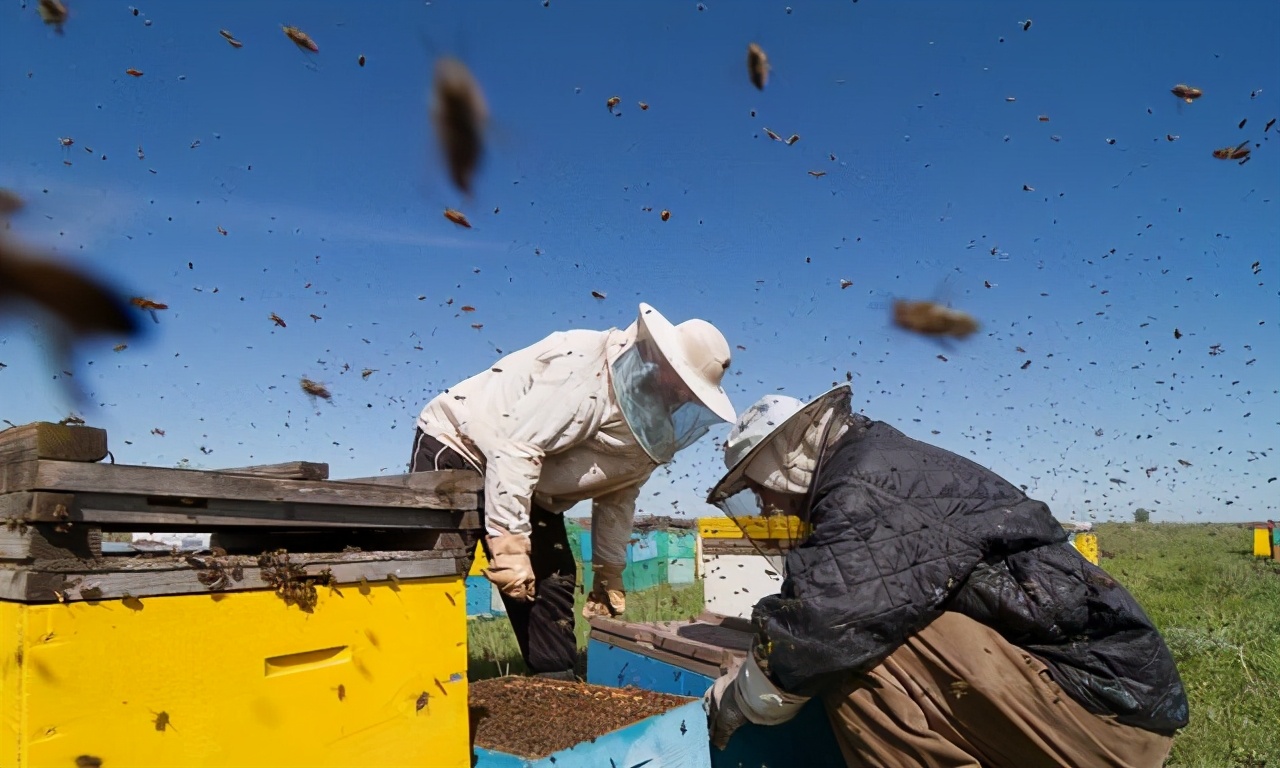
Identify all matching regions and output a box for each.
[705,384,852,504]
[637,303,736,423]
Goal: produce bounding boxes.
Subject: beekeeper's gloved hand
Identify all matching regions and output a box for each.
[582,563,626,618]
[704,658,748,750]
[484,529,535,602]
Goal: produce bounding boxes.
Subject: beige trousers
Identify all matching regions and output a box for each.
[820,612,1174,768]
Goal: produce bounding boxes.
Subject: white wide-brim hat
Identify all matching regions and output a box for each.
[706,383,852,503]
[635,302,736,423]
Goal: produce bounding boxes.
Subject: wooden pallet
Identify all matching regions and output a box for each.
[0,422,484,604]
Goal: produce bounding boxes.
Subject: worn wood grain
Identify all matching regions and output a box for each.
[60,492,481,530]
[6,461,480,510]
[0,491,79,523]
[208,529,447,555]
[0,523,101,560]
[0,549,466,603]
[216,461,330,480]
[0,422,108,464]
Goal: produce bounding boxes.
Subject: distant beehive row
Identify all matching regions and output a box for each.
[464,517,699,618]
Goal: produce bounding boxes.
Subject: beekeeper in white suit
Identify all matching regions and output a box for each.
[411,303,736,679]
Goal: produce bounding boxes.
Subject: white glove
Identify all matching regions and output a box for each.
[582,563,626,618]
[484,530,535,602]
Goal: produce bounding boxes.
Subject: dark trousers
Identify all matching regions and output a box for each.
[411,429,578,674]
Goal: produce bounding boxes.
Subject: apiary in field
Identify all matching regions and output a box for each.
[0,421,482,768]
[577,516,699,594]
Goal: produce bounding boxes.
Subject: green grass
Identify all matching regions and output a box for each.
[1094,523,1280,767]
[467,576,705,680]
[467,525,1280,765]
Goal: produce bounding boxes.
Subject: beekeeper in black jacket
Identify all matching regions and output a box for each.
[704,384,1187,767]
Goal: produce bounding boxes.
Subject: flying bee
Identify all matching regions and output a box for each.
[300,378,332,400]
[269,312,286,328]
[38,0,68,32]
[785,134,800,145]
[1211,141,1249,160]
[892,299,980,339]
[591,290,606,299]
[361,368,376,379]
[58,137,74,148]
[129,297,168,323]
[431,57,488,195]
[1170,84,1202,103]
[125,68,144,77]
[0,215,139,341]
[808,170,826,178]
[763,127,782,142]
[606,95,621,113]
[638,101,649,110]
[219,29,243,48]
[660,209,671,221]
[443,208,472,228]
[746,42,769,90]
[282,25,318,52]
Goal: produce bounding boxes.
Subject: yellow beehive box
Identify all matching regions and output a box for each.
[698,515,809,541]
[1253,527,1272,558]
[470,540,490,576]
[1072,532,1100,565]
[0,577,469,768]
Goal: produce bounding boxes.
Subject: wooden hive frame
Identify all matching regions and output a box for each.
[0,421,483,604]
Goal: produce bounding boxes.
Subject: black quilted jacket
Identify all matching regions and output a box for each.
[752,416,1188,734]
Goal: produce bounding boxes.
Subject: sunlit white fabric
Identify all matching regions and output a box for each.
[417,326,654,567]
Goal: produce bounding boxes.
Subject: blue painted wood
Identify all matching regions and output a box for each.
[668,558,695,585]
[711,699,847,768]
[628,531,660,562]
[586,639,716,698]
[489,581,507,615]
[587,634,846,768]
[466,575,493,617]
[474,699,711,768]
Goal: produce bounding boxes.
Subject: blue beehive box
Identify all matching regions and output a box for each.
[471,678,711,768]
[587,614,846,768]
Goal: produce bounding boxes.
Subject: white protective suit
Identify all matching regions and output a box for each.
[416,325,652,571]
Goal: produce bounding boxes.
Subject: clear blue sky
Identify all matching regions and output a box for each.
[1,0,1276,523]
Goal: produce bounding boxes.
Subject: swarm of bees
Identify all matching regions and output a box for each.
[282,25,318,53]
[431,58,488,195]
[892,299,980,340]
[258,549,335,613]
[1170,84,1203,103]
[747,43,769,90]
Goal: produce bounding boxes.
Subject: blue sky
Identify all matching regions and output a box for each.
[1,0,1276,523]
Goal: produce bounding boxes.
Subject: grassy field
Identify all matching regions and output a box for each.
[468,523,1280,766]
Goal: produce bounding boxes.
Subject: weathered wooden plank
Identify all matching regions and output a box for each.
[208,528,446,555]
[0,523,101,560]
[62,492,481,530]
[10,461,480,510]
[0,460,38,495]
[215,461,330,480]
[0,550,467,603]
[0,491,78,523]
[0,422,108,464]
